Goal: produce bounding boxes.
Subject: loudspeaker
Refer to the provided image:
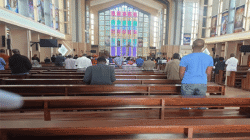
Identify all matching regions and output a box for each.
[212,48,215,52]
[73,49,75,51]
[58,44,62,47]
[240,45,250,52]
[7,39,11,49]
[90,50,96,53]
[2,36,5,47]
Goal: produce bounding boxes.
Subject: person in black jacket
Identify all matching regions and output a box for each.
[9,49,32,75]
[51,55,56,63]
[215,57,225,74]
[44,57,51,63]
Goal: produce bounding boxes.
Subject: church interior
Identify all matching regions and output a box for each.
[0,0,250,139]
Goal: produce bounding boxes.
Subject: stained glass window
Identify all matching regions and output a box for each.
[99,4,150,57]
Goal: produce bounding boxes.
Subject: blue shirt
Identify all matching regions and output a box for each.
[136,58,144,67]
[114,57,123,66]
[0,57,6,70]
[180,53,213,84]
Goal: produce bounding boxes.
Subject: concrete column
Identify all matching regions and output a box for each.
[10,29,30,58]
[58,0,64,33]
[0,0,5,7]
[31,32,40,59]
[215,43,222,57]
[226,41,237,60]
[39,35,52,61]
[0,24,7,51]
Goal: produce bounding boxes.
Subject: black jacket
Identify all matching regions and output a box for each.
[9,54,32,74]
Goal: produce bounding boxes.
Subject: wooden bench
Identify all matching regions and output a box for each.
[227,71,248,88]
[1,96,250,139]
[215,70,226,85]
[1,79,181,85]
[0,83,225,96]
[40,71,165,75]
[242,71,250,91]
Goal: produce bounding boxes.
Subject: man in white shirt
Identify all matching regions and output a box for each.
[225,53,238,85]
[65,55,76,69]
[75,54,92,72]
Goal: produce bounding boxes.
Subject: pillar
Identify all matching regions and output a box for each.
[10,28,30,58]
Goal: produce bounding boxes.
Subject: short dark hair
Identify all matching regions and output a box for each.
[230,53,235,57]
[172,53,180,59]
[147,56,151,60]
[97,56,106,63]
[219,57,224,61]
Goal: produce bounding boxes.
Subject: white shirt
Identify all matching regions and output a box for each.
[106,59,109,65]
[225,57,238,71]
[75,56,92,69]
[65,58,76,69]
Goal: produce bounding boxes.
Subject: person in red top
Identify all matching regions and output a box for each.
[0,49,9,69]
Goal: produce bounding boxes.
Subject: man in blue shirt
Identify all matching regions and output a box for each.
[0,57,6,70]
[179,39,213,109]
[114,56,123,68]
[136,56,144,67]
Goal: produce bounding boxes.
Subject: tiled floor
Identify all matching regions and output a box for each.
[225,86,250,96]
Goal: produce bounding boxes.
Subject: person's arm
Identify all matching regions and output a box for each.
[37,58,40,63]
[110,67,116,82]
[179,66,186,80]
[206,66,213,76]
[83,67,92,84]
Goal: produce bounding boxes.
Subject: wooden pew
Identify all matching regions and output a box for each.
[2,96,250,139]
[1,79,181,85]
[40,71,165,75]
[242,71,250,91]
[0,83,225,96]
[227,71,248,88]
[215,70,226,85]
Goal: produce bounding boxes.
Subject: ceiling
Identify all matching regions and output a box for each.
[90,0,164,10]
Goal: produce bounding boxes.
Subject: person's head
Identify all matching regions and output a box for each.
[230,53,235,57]
[0,49,5,53]
[34,54,37,57]
[97,56,106,64]
[147,56,151,60]
[12,49,20,55]
[68,55,72,58]
[192,39,205,52]
[172,53,180,60]
[219,57,224,62]
[52,55,55,57]
[58,53,62,56]
[216,55,219,58]
[46,57,49,59]
[82,54,87,57]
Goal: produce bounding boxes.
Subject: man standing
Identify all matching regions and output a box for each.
[55,53,65,66]
[136,56,144,67]
[83,56,116,85]
[114,56,123,68]
[179,39,213,109]
[142,57,155,71]
[65,55,76,69]
[214,57,225,74]
[214,55,220,65]
[75,54,92,72]
[9,49,32,75]
[0,49,9,69]
[164,53,180,80]
[225,53,238,85]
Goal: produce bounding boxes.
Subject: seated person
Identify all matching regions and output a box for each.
[127,59,134,65]
[214,57,225,74]
[136,56,144,67]
[164,53,180,80]
[142,57,155,71]
[31,60,42,68]
[83,56,116,85]
[9,49,32,75]
[114,56,123,68]
[55,53,65,66]
[44,57,51,63]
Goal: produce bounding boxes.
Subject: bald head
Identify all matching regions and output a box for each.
[12,49,20,55]
[193,39,205,51]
